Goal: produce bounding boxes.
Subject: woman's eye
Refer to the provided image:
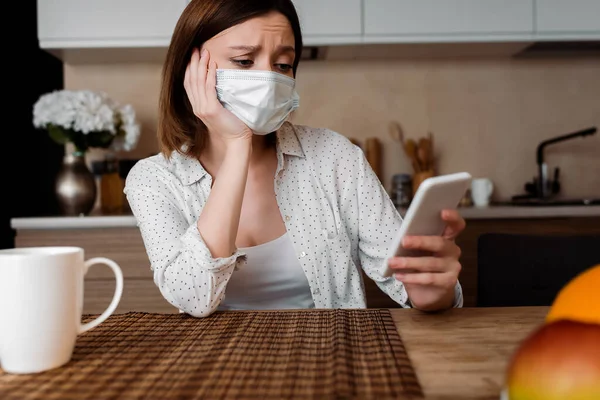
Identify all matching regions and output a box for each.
[233,59,254,67]
[276,64,293,72]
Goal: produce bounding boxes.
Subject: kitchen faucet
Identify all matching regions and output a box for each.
[518,127,597,200]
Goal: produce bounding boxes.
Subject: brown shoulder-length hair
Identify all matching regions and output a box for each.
[158,0,303,159]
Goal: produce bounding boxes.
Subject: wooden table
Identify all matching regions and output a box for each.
[391,306,549,400]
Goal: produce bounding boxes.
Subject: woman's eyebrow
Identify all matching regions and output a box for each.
[278,45,295,53]
[229,45,261,52]
[228,45,295,53]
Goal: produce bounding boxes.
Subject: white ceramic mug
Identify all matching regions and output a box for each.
[471,178,494,207]
[0,246,123,374]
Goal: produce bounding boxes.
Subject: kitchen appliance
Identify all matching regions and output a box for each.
[390,173,412,209]
[511,127,597,204]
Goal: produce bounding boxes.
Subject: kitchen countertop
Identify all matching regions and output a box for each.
[458,204,600,219]
[10,205,600,230]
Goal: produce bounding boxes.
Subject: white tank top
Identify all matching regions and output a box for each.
[218,232,315,310]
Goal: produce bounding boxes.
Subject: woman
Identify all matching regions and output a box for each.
[124,0,466,317]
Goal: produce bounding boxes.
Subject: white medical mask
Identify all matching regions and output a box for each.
[215,69,300,134]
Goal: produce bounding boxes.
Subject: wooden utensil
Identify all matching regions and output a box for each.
[388,121,405,145]
[404,138,420,173]
[428,131,434,169]
[417,137,432,171]
[389,121,408,164]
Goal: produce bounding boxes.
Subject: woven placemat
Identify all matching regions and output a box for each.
[0,309,423,399]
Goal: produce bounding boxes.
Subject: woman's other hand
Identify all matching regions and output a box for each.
[388,209,466,311]
[184,48,252,144]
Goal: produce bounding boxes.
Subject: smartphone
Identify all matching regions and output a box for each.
[381,172,472,278]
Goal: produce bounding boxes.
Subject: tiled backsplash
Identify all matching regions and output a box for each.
[65,56,600,200]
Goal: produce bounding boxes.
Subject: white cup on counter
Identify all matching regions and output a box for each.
[0,246,123,374]
[471,178,494,207]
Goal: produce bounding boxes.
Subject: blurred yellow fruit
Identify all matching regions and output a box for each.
[546,264,600,325]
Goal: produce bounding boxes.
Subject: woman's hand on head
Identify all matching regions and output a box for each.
[388,209,467,311]
[184,48,252,144]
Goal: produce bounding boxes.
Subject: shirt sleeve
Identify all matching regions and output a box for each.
[124,160,245,317]
[354,149,463,309]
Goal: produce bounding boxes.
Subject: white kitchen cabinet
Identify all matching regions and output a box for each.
[535,0,600,39]
[37,0,189,48]
[36,0,600,62]
[292,0,362,44]
[363,0,534,42]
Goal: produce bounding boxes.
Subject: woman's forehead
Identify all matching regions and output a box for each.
[209,12,294,46]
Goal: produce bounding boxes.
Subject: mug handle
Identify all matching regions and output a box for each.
[486,180,494,196]
[78,257,124,335]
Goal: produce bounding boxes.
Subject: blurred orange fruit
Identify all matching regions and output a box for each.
[546,264,600,325]
[504,319,600,400]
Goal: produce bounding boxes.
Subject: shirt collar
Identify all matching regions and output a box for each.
[276,122,305,158]
[172,150,208,186]
[174,122,305,186]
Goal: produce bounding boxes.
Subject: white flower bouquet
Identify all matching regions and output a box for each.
[33,89,141,154]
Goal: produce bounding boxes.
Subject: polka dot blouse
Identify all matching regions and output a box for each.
[124,122,463,317]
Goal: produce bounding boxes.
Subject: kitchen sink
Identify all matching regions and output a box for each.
[499,198,600,207]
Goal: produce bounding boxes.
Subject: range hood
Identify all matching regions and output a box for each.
[514,40,600,58]
[300,40,600,62]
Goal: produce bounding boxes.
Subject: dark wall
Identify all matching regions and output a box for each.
[1,1,64,248]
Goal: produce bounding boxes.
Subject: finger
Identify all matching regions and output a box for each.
[402,235,445,254]
[388,256,447,273]
[441,209,466,240]
[396,271,456,287]
[184,63,196,112]
[189,49,201,108]
[206,60,220,109]
[403,235,461,258]
[196,48,209,110]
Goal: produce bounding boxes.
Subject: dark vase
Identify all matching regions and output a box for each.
[55,152,97,216]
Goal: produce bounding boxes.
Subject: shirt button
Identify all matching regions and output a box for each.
[285,215,291,222]
[300,251,307,258]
